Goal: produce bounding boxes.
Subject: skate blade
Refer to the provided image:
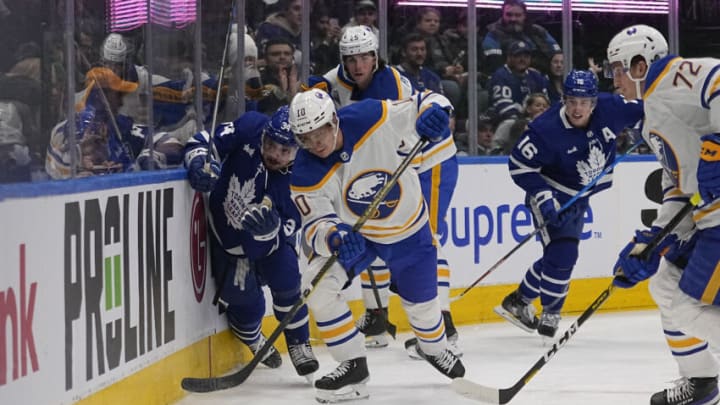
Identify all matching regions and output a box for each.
[315,382,370,403]
[493,305,536,333]
[364,335,388,348]
[403,338,423,360]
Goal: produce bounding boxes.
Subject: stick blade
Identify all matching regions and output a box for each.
[181,366,252,393]
[451,378,501,404]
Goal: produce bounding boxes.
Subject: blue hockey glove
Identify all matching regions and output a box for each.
[186,149,220,192]
[697,133,720,204]
[327,223,376,276]
[534,190,560,226]
[416,103,451,143]
[240,201,280,242]
[612,227,677,288]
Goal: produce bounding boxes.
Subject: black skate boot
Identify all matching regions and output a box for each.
[493,290,538,333]
[537,312,561,338]
[356,308,389,348]
[650,376,719,405]
[405,311,463,360]
[288,341,319,378]
[247,334,282,369]
[315,357,370,403]
[416,345,466,379]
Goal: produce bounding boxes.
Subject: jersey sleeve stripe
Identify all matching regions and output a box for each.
[701,64,720,109]
[645,57,682,99]
[290,163,343,192]
[353,102,388,152]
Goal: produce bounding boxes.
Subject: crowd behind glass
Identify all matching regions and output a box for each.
[0,0,718,184]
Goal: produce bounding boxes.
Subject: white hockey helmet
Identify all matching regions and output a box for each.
[289,88,336,135]
[102,33,128,63]
[607,24,668,70]
[228,24,258,66]
[339,25,378,57]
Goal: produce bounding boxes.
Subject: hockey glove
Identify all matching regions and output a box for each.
[534,190,561,226]
[327,223,376,277]
[697,133,720,204]
[416,103,451,143]
[186,148,220,192]
[240,201,281,242]
[612,227,677,288]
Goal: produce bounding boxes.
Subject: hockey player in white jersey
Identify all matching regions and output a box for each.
[305,24,463,355]
[289,88,465,403]
[608,24,720,405]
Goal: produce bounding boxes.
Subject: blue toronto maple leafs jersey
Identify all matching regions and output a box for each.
[508,93,643,200]
[184,111,300,259]
[488,65,549,121]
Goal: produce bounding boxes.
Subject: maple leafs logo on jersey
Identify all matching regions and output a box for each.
[223,174,257,230]
[576,145,606,185]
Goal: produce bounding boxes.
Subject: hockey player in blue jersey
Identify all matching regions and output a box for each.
[183,105,319,380]
[288,88,465,403]
[496,70,644,338]
[304,25,462,356]
[607,24,720,405]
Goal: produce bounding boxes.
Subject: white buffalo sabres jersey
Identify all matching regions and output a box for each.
[322,64,415,108]
[321,65,456,174]
[642,55,720,231]
[290,92,452,256]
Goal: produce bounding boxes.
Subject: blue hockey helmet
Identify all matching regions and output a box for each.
[264,105,297,147]
[563,70,598,98]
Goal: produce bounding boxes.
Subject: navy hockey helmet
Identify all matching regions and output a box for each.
[563,70,598,98]
[264,105,297,147]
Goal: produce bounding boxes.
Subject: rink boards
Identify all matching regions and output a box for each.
[0,156,662,405]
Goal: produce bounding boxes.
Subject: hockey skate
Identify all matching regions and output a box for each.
[288,341,319,380]
[315,357,370,403]
[405,311,462,360]
[537,312,561,338]
[493,290,538,333]
[650,376,720,405]
[356,308,389,348]
[415,345,465,379]
[248,334,282,369]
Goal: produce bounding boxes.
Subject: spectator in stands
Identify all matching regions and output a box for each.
[0,49,42,166]
[255,0,302,61]
[496,92,550,154]
[311,6,342,74]
[477,120,504,156]
[487,40,548,125]
[46,67,145,178]
[395,32,443,94]
[343,0,379,38]
[547,51,564,104]
[412,7,464,117]
[258,38,299,115]
[481,0,561,77]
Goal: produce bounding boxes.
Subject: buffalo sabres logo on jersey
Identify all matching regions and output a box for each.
[647,131,680,185]
[576,140,607,186]
[224,174,258,230]
[345,170,401,219]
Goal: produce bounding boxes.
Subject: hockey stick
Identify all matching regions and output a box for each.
[364,267,398,338]
[450,139,645,303]
[451,193,700,404]
[205,4,235,164]
[181,138,429,393]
